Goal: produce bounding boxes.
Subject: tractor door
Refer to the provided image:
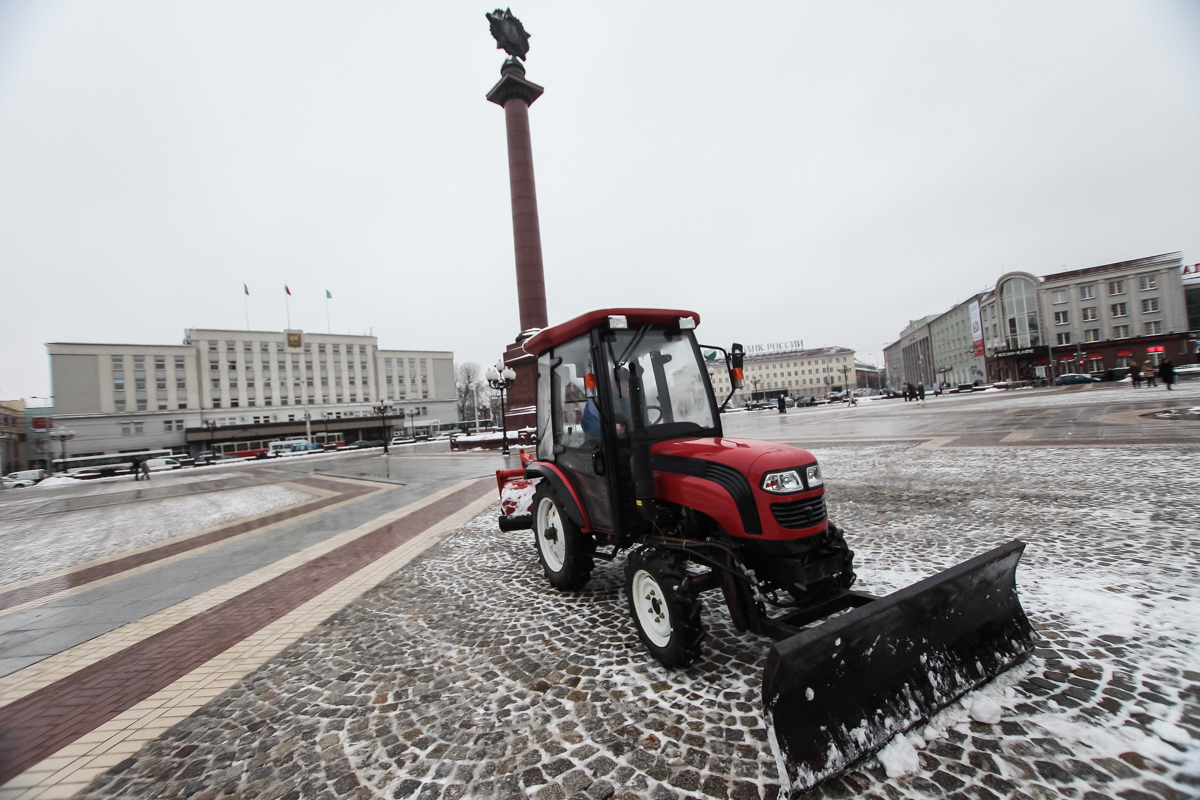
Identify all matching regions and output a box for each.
[543,334,615,532]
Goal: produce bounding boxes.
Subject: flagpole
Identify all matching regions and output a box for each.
[326,295,331,334]
[285,291,291,329]
[244,294,249,330]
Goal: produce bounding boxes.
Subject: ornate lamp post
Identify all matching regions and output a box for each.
[408,407,419,439]
[48,428,75,472]
[373,404,392,453]
[202,420,218,458]
[486,363,517,456]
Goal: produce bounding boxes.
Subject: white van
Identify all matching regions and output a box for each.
[144,458,182,472]
[2,469,47,488]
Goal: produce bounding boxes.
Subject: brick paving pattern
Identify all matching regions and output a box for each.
[0,479,491,786]
[71,444,1199,800]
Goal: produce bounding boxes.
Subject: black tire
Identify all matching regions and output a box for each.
[624,547,704,667]
[826,522,858,591]
[532,483,594,591]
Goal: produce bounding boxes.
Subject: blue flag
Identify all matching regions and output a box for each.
[326,290,332,299]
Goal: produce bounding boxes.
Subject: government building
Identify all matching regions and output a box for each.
[706,345,858,404]
[46,328,457,460]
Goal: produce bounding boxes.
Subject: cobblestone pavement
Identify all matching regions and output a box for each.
[76,442,1200,800]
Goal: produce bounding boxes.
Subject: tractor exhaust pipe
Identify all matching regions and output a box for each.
[763,540,1035,795]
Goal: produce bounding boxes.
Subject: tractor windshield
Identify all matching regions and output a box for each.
[606,326,716,439]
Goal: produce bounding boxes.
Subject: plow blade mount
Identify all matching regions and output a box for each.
[763,540,1034,796]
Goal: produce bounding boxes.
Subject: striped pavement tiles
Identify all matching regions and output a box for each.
[0,476,380,618]
[0,476,497,799]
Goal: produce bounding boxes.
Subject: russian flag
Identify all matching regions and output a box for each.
[285,285,292,296]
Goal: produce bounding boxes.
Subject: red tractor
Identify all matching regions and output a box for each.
[496,308,1033,794]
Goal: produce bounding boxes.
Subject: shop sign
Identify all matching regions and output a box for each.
[1183,263,1200,286]
[745,340,804,354]
[993,347,1038,358]
[969,301,985,357]
[1117,350,1133,357]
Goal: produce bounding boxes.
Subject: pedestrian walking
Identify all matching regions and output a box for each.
[1143,360,1157,388]
[141,459,151,480]
[1131,366,1141,388]
[131,456,141,481]
[917,382,926,406]
[1160,359,1175,391]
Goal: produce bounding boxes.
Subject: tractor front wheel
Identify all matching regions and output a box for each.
[532,484,594,591]
[625,547,704,667]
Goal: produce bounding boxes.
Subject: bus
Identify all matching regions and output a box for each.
[51,449,173,476]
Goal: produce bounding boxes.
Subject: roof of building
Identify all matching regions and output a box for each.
[705,345,853,365]
[1040,252,1181,283]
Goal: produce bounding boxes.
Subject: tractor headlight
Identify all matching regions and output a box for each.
[761,469,804,494]
[806,464,823,488]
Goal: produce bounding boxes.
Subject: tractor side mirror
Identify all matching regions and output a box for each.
[730,343,745,389]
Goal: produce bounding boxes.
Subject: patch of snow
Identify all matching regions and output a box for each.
[968,694,1003,724]
[876,733,920,778]
[1152,720,1193,747]
[32,476,81,488]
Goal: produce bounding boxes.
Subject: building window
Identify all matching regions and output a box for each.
[1079,285,1096,300]
[1144,320,1163,335]
[121,423,131,436]
[1113,325,1130,339]
[1053,311,1069,325]
[1000,277,1040,349]
[1110,302,1127,318]
[1107,280,1125,296]
[112,356,125,392]
[1139,275,1157,291]
[1056,332,1072,345]
[1141,297,1159,314]
[1051,290,1067,304]
[165,420,173,431]
[1081,307,1098,322]
[133,356,146,390]
[1087,358,1104,374]
[134,422,144,435]
[1083,329,1100,343]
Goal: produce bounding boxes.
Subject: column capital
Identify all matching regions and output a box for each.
[486,59,544,107]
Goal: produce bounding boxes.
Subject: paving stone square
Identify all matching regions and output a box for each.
[72,439,1199,800]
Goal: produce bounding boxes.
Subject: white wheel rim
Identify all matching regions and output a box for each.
[632,569,672,647]
[536,497,566,572]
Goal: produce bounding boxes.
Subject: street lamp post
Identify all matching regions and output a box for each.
[203,420,218,458]
[48,429,75,472]
[486,362,517,456]
[373,404,392,454]
[408,407,419,438]
[303,410,312,444]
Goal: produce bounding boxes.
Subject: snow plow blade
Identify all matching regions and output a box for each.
[762,540,1034,795]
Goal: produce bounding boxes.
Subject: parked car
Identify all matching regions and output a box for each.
[1055,373,1100,385]
[389,436,413,446]
[793,396,817,407]
[144,458,182,472]
[353,439,386,449]
[2,469,47,489]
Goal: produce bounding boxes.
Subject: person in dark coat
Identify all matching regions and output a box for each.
[1131,365,1141,388]
[917,382,926,405]
[131,456,141,481]
[1160,360,1175,391]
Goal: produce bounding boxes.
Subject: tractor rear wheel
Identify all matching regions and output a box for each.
[625,547,704,667]
[532,484,594,591]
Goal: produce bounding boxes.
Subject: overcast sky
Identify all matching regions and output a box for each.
[2,0,1198,403]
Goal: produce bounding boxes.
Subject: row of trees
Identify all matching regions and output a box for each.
[454,362,503,425]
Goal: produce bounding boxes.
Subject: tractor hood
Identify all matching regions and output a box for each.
[650,437,818,479]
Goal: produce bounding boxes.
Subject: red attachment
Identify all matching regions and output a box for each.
[496,468,525,495]
[523,308,701,356]
[520,450,533,465]
[732,367,745,387]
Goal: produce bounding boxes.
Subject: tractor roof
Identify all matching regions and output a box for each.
[523,308,701,355]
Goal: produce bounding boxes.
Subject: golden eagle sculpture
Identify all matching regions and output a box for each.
[486,8,531,61]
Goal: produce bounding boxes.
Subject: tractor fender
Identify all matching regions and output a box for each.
[652,468,749,538]
[523,462,592,531]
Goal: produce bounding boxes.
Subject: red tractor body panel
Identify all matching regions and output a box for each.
[523,308,700,355]
[650,438,827,541]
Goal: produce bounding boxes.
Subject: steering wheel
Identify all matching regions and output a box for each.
[644,405,663,425]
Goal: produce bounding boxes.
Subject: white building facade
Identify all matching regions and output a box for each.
[706,346,857,404]
[46,328,457,459]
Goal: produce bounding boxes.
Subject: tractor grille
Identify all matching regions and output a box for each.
[770,496,827,529]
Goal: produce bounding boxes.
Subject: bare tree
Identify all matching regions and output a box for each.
[454,362,485,423]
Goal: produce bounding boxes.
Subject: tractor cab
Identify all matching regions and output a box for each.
[526,309,726,537]
[495,308,1035,796]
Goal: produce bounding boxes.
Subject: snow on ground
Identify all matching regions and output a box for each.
[814,441,1199,793]
[0,483,313,586]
